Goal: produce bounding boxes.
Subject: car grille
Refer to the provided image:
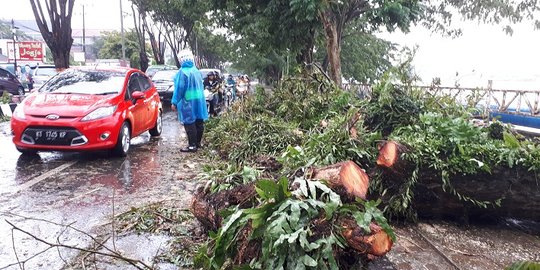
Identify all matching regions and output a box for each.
[156,85,172,92]
[29,115,77,120]
[21,126,87,146]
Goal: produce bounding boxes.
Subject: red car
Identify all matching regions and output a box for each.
[11,67,162,156]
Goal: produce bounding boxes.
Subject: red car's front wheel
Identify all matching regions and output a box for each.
[149,111,162,137]
[112,122,131,157]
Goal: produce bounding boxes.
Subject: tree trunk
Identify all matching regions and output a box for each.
[378,150,540,222]
[29,0,74,69]
[319,11,342,87]
[147,30,164,65]
[131,3,149,71]
[51,46,71,68]
[376,141,410,174]
[308,160,369,201]
[143,17,164,65]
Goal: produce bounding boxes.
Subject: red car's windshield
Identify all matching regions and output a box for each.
[40,70,126,95]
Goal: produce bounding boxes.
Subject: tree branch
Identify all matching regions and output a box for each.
[5,220,152,270]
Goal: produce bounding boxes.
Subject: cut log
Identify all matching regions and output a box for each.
[308,160,369,200]
[376,141,408,170]
[338,217,393,258]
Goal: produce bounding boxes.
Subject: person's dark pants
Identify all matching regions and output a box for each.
[218,91,223,103]
[184,119,205,148]
[209,95,218,116]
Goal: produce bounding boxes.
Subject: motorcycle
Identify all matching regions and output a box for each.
[236,81,249,99]
[224,83,234,107]
[204,85,223,116]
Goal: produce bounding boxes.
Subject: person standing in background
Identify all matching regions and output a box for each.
[171,50,209,153]
[24,64,34,91]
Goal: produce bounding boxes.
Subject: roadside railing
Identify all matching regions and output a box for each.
[349,82,540,117]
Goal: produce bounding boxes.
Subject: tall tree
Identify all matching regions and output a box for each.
[339,33,395,83]
[29,0,75,68]
[129,0,166,65]
[131,2,150,71]
[134,0,210,67]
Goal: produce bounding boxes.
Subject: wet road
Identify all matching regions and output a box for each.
[1,109,539,269]
[0,109,203,269]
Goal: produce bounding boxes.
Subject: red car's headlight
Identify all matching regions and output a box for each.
[81,106,117,122]
[13,104,26,119]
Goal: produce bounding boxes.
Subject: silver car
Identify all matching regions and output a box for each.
[32,65,59,90]
[151,69,178,102]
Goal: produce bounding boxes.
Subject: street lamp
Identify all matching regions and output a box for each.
[11,19,18,73]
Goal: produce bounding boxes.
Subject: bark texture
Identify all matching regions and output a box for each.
[378,152,540,222]
[29,0,75,69]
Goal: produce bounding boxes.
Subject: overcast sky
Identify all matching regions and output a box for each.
[1,1,539,89]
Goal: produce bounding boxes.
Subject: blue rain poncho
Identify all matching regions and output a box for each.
[171,60,209,124]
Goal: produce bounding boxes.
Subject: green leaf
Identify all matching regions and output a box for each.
[255,179,280,200]
[503,132,520,149]
[506,261,540,270]
[302,254,318,267]
[352,211,371,233]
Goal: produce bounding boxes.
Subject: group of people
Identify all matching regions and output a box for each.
[171,50,252,153]
[15,64,34,91]
[203,71,251,116]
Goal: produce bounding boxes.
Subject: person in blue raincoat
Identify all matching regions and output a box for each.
[171,50,209,152]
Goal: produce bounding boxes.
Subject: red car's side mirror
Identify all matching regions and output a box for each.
[132,91,145,100]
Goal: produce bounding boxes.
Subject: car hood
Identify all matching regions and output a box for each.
[23,93,114,117]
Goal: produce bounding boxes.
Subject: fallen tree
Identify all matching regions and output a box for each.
[377,143,540,221]
[198,67,540,269]
[191,163,395,269]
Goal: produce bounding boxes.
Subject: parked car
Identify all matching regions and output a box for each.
[151,69,178,103]
[0,63,16,75]
[11,68,162,156]
[0,67,24,97]
[145,65,177,78]
[31,65,60,90]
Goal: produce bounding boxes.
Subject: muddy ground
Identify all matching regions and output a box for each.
[0,109,538,269]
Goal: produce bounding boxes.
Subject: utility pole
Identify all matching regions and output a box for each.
[82,4,86,55]
[11,19,17,73]
[120,0,126,64]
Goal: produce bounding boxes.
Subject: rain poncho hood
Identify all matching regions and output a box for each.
[171,60,208,124]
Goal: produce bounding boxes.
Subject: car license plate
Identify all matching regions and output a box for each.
[35,130,68,141]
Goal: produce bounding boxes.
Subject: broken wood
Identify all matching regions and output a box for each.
[308,160,369,200]
[376,141,408,171]
[338,217,393,258]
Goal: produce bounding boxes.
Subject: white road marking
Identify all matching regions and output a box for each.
[14,161,78,193]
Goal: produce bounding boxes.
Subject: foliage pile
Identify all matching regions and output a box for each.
[194,178,394,269]
[0,91,11,104]
[116,202,203,268]
[205,69,366,165]
[198,64,540,268]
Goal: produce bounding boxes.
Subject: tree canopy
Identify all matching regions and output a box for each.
[209,0,539,85]
[97,30,144,69]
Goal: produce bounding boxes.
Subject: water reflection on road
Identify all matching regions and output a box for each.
[0,109,201,269]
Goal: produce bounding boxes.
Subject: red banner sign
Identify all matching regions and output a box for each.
[18,41,44,61]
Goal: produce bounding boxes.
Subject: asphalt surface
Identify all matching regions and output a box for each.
[0,108,538,269]
[0,109,203,269]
